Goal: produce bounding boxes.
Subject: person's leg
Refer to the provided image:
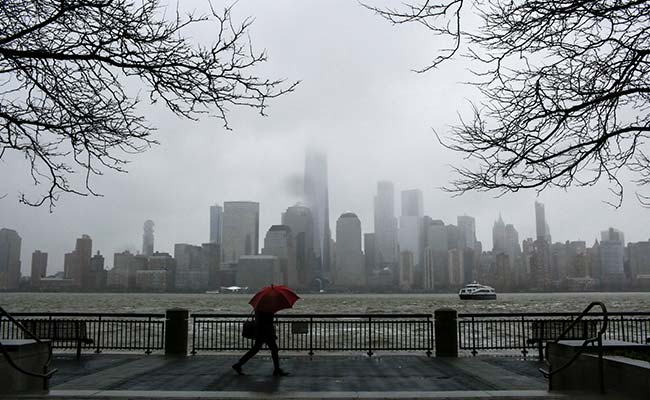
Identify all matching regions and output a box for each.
[233,339,263,374]
[266,338,288,376]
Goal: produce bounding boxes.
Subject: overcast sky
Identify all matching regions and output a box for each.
[1,0,648,275]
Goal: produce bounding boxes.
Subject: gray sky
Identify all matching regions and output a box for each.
[1,0,648,275]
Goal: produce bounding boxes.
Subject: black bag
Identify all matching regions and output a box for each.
[242,315,258,339]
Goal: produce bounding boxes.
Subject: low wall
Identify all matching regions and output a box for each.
[0,339,50,394]
[548,341,650,399]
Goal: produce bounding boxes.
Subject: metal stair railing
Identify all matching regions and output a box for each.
[539,301,608,394]
[0,306,58,390]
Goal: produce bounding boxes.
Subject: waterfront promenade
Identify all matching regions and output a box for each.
[11,353,582,400]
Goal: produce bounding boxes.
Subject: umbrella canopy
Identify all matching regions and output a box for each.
[249,285,300,314]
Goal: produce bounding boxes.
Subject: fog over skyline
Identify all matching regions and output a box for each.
[1,0,648,274]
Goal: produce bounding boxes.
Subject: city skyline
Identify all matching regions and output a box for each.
[1,1,648,276]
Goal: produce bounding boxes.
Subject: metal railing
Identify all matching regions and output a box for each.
[0,312,166,355]
[540,302,608,394]
[0,306,57,390]
[191,313,433,356]
[457,310,650,358]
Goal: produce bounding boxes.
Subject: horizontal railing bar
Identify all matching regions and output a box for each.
[4,312,165,318]
[192,313,433,318]
[458,311,650,318]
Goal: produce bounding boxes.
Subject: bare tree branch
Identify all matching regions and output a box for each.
[368,0,650,207]
[0,0,298,209]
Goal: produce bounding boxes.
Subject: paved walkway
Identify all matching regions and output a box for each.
[9,353,603,399]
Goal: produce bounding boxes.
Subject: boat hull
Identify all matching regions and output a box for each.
[459,293,497,300]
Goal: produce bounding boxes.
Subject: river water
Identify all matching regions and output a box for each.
[2,292,649,314]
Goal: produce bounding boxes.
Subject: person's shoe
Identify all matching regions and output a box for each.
[232,364,245,375]
[273,368,289,376]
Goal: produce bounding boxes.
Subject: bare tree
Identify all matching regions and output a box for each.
[0,0,297,208]
[365,1,650,206]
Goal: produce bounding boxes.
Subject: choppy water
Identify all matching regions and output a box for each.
[1,292,649,314]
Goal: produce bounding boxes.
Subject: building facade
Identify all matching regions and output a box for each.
[334,213,365,288]
[222,201,259,264]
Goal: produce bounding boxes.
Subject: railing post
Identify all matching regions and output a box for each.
[146,316,152,355]
[308,317,314,357]
[367,316,373,357]
[434,308,458,357]
[190,316,197,355]
[95,316,102,354]
[470,316,477,356]
[426,315,432,357]
[164,308,188,356]
[521,315,527,358]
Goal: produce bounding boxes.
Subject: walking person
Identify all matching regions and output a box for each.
[232,310,288,376]
[232,284,300,376]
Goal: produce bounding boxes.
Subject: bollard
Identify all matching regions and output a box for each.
[165,308,188,356]
[434,308,458,357]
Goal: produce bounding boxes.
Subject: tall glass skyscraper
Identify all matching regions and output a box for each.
[209,204,223,245]
[222,201,259,264]
[304,150,331,276]
[374,181,398,265]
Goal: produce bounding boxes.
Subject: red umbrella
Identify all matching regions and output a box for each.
[249,285,300,314]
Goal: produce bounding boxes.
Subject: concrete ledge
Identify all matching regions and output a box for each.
[0,340,51,394]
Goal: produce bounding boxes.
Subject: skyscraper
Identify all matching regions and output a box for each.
[457,215,477,250]
[262,225,297,287]
[31,250,48,287]
[142,220,155,257]
[374,181,398,265]
[304,150,331,275]
[535,201,551,243]
[399,189,423,264]
[282,204,315,288]
[222,201,260,264]
[600,227,625,278]
[64,234,92,288]
[209,204,223,246]
[492,214,506,253]
[0,228,22,290]
[334,213,365,288]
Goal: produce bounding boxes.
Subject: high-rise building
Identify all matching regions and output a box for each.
[628,240,650,282]
[88,251,107,290]
[209,204,223,246]
[0,228,21,290]
[235,255,282,291]
[262,225,297,287]
[401,189,424,217]
[374,181,398,266]
[222,201,259,264]
[399,189,423,265]
[364,233,376,279]
[457,215,477,250]
[64,234,92,288]
[334,213,365,288]
[399,250,415,289]
[600,227,625,279]
[504,224,521,257]
[282,204,316,288]
[304,150,332,276]
[492,214,506,253]
[142,220,155,256]
[535,201,551,243]
[424,220,448,288]
[30,250,48,287]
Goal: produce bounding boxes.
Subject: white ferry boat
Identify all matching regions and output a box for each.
[458,282,497,300]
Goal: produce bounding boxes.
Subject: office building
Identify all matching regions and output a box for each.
[399,189,423,265]
[262,225,297,287]
[334,213,365,288]
[457,215,477,250]
[374,181,398,265]
[222,201,259,264]
[600,227,625,279]
[282,204,316,288]
[210,204,223,246]
[304,150,332,275]
[235,255,282,291]
[30,250,48,288]
[0,228,21,290]
[142,220,155,256]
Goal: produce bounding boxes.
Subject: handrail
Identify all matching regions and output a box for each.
[0,306,58,382]
[539,301,608,393]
